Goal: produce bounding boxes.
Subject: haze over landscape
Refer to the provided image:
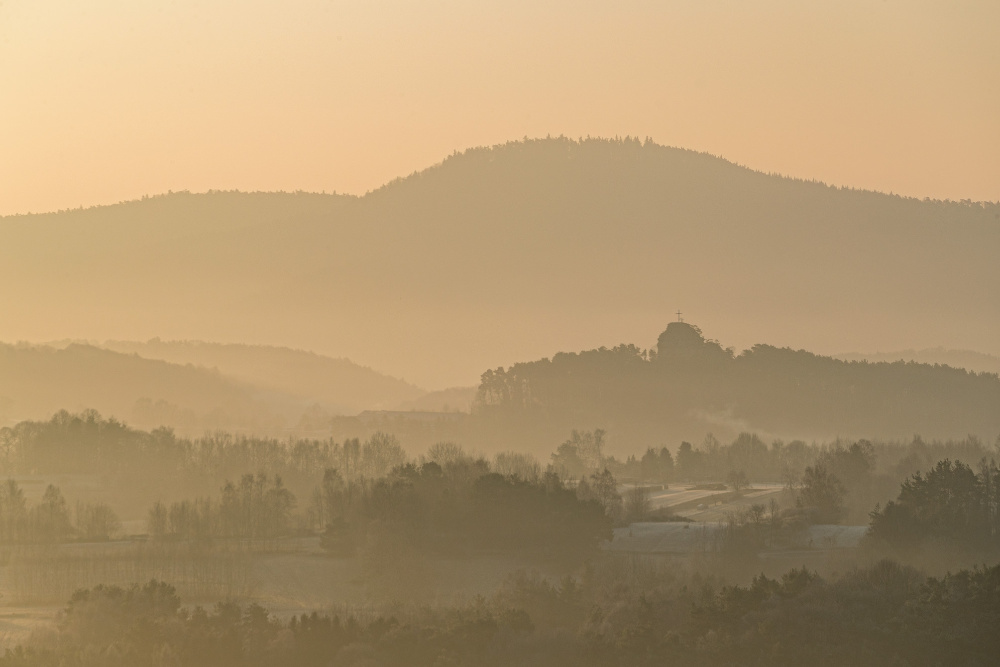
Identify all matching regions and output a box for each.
[2,138,998,389]
[0,2,998,666]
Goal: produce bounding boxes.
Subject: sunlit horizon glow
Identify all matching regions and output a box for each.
[2,0,998,216]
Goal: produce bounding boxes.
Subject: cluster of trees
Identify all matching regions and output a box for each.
[715,500,786,555]
[0,480,120,543]
[475,321,1000,443]
[310,452,611,566]
[0,411,409,484]
[791,445,1000,549]
[550,429,610,478]
[548,457,661,530]
[647,431,993,495]
[0,411,411,519]
[144,444,612,572]
[793,440,878,523]
[5,559,998,666]
[548,429,672,491]
[574,469,625,523]
[868,458,1000,557]
[682,452,1000,560]
[148,474,295,541]
[669,433,811,483]
[552,428,872,494]
[632,446,674,482]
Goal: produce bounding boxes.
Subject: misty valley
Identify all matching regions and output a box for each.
[0,112,997,667]
[0,316,996,666]
[5,0,1000,660]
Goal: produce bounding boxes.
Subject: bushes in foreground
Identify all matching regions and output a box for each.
[4,560,1000,667]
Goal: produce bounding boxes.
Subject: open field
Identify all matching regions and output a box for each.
[675,486,785,522]
[645,483,786,521]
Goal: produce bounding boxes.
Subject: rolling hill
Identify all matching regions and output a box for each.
[0,343,280,433]
[98,339,423,413]
[2,137,997,388]
[473,321,1000,448]
[0,340,427,436]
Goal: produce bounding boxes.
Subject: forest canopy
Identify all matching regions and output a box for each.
[475,322,1000,445]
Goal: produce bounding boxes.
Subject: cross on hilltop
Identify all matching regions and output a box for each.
[676,310,683,322]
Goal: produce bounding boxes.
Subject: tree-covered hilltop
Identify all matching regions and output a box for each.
[2,137,996,388]
[475,321,1000,443]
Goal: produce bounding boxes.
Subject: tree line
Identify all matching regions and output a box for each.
[550,427,997,525]
[148,473,295,542]
[3,410,997,539]
[151,448,612,571]
[2,558,997,667]
[0,480,119,543]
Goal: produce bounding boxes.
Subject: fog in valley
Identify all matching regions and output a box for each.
[0,2,998,666]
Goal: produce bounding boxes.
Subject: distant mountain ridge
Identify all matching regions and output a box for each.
[2,137,997,387]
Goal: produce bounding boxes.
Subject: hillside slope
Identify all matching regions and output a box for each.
[100,339,423,413]
[2,138,997,387]
[0,343,290,433]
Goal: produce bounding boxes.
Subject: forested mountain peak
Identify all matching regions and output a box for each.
[0,137,996,388]
[370,136,998,212]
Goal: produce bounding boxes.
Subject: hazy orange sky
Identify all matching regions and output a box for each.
[1,0,998,217]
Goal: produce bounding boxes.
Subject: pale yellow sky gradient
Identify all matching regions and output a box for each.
[1,0,998,216]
